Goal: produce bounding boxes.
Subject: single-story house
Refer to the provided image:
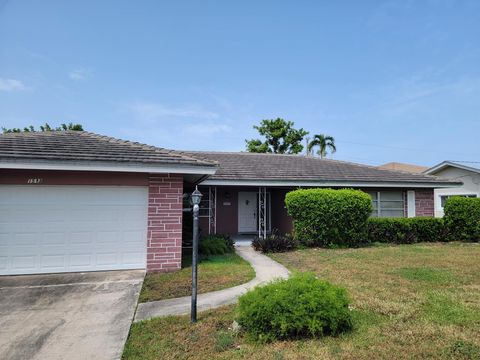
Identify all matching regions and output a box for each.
[424,160,480,217]
[184,152,460,237]
[0,131,460,275]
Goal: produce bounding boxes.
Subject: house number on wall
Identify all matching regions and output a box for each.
[27,178,43,184]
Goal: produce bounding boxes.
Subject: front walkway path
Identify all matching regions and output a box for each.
[134,246,290,322]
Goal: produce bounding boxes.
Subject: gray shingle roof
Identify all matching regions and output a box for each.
[0,131,217,167]
[184,151,459,185]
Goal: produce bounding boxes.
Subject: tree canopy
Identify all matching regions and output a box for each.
[307,134,336,159]
[245,118,308,154]
[2,123,84,133]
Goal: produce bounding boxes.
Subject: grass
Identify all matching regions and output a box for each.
[125,242,480,359]
[139,253,255,302]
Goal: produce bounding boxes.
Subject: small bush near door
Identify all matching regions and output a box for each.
[252,230,298,253]
[285,188,372,247]
[199,234,235,256]
[444,197,480,242]
[237,273,352,342]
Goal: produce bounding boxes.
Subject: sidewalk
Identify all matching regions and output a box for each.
[134,246,290,322]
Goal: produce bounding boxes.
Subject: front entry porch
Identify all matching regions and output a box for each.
[197,186,293,239]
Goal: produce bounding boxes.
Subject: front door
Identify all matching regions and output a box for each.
[238,192,257,232]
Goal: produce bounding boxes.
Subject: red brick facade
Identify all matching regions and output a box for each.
[147,174,183,272]
[415,189,435,217]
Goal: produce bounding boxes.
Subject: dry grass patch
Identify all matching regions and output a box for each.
[125,243,480,359]
[139,253,255,302]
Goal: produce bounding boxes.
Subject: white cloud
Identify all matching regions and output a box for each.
[129,101,220,123]
[69,68,91,81]
[0,78,26,92]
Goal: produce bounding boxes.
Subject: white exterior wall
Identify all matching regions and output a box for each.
[432,167,480,217]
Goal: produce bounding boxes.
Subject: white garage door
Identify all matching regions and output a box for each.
[0,186,148,275]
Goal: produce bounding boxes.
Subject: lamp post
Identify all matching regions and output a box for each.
[190,186,202,323]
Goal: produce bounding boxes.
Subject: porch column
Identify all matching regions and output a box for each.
[258,186,267,239]
[208,186,217,234]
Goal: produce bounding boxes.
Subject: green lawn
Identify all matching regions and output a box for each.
[125,243,480,359]
[139,252,255,302]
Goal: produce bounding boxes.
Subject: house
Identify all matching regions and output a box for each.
[185,152,459,237]
[378,162,429,174]
[424,161,480,217]
[0,131,460,276]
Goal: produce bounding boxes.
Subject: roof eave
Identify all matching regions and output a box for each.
[425,161,480,175]
[0,159,218,175]
[199,178,461,188]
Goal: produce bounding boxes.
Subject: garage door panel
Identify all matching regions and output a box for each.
[95,231,119,243]
[42,232,67,245]
[14,233,38,246]
[12,255,37,270]
[0,185,148,275]
[41,254,66,269]
[96,252,118,266]
[121,252,145,265]
[0,255,7,270]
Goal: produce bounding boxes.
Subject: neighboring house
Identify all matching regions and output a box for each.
[0,131,460,276]
[186,152,459,238]
[424,161,480,217]
[378,162,429,174]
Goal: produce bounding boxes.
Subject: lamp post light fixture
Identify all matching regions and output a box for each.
[190,186,202,323]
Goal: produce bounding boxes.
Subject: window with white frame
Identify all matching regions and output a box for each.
[368,191,404,218]
[440,194,477,208]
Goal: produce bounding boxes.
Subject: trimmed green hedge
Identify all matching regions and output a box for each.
[367,217,447,244]
[237,273,352,342]
[285,188,372,247]
[444,197,480,242]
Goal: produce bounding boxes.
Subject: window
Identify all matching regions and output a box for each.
[368,191,404,218]
[440,194,477,208]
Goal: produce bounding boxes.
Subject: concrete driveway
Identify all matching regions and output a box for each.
[0,270,144,360]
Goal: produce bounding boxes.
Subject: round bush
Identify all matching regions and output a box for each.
[285,188,373,247]
[237,273,352,342]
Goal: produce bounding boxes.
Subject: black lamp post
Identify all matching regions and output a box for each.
[190,186,202,323]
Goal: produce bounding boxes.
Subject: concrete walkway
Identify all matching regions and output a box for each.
[134,246,290,322]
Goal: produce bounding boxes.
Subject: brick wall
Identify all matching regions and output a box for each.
[415,189,434,217]
[147,174,183,272]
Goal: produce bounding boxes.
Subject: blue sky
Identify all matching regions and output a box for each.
[1,0,479,166]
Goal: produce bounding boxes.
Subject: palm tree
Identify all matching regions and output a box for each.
[307,134,336,159]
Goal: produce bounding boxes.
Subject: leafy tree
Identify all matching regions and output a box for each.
[2,123,84,133]
[307,134,336,159]
[245,118,308,154]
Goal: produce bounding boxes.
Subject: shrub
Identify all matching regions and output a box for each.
[237,273,352,342]
[413,217,448,242]
[252,230,298,253]
[367,218,415,244]
[199,234,235,256]
[444,197,480,242]
[367,217,447,244]
[285,188,372,247]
